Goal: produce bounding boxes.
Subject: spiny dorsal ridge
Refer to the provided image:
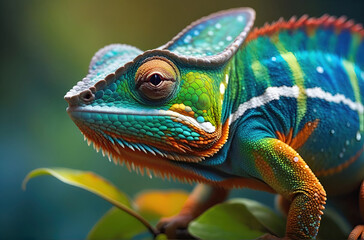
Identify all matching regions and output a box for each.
[247,14,364,42]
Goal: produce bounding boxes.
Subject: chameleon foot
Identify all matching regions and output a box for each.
[349,181,364,240]
[348,225,364,240]
[157,214,196,239]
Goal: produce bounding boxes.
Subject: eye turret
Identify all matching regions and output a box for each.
[135,57,179,101]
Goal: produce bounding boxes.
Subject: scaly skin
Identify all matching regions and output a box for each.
[65,8,364,239]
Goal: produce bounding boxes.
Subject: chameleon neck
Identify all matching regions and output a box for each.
[221,57,243,125]
[227,46,270,121]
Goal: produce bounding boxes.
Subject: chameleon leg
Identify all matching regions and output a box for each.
[348,181,364,240]
[247,138,327,239]
[157,183,229,238]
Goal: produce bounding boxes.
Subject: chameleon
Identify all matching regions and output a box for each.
[65,8,364,239]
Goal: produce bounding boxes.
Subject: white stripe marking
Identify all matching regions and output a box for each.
[220,83,226,94]
[163,110,216,133]
[230,85,364,124]
[306,87,364,113]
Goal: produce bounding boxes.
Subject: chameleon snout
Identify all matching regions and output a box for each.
[65,89,95,108]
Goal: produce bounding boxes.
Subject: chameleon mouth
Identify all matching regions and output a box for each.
[67,106,229,162]
[67,105,216,133]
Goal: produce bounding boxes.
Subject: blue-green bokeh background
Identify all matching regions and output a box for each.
[2,0,364,239]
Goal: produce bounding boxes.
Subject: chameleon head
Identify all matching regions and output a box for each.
[65,8,255,178]
[65,48,228,163]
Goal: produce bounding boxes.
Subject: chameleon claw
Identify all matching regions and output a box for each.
[348,225,364,240]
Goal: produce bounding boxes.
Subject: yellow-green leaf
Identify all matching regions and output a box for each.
[23,168,132,208]
[135,190,189,220]
[24,168,159,236]
[88,207,152,240]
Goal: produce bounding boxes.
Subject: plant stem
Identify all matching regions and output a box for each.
[111,200,159,237]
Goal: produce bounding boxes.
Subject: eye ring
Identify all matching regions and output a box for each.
[135,57,179,101]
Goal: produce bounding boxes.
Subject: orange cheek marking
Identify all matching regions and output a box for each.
[168,117,230,158]
[192,119,230,157]
[276,119,319,150]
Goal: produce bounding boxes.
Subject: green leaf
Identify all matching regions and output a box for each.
[317,208,351,240]
[228,198,286,237]
[188,202,264,240]
[23,168,158,236]
[188,198,285,240]
[88,207,152,240]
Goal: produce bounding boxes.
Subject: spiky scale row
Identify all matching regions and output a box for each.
[247,14,364,43]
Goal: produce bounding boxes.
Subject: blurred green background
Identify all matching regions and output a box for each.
[1,0,363,239]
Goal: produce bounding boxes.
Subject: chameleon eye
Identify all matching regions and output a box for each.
[135,57,179,101]
[149,74,162,86]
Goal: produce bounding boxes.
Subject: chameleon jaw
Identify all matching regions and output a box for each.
[79,123,203,162]
[67,105,216,133]
[67,105,229,162]
[76,122,273,193]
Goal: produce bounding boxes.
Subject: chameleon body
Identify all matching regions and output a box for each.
[65,8,364,239]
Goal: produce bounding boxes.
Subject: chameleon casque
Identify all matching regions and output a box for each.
[65,8,364,239]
